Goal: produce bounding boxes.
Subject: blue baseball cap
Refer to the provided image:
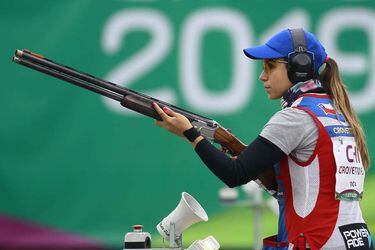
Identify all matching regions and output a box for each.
[243,28,327,72]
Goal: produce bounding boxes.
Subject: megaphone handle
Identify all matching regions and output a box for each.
[169,222,182,249]
[169,222,175,247]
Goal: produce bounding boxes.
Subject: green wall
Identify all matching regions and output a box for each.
[1,0,374,246]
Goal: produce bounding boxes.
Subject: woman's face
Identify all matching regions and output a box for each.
[259,59,293,99]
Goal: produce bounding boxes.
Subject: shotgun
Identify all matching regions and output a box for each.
[12,49,277,196]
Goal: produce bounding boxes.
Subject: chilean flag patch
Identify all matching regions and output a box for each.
[318,103,337,115]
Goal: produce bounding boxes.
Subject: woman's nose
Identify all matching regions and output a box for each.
[259,70,268,82]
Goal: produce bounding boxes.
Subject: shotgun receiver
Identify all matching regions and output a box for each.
[12,49,277,195]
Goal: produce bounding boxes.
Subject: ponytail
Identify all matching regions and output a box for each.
[319,58,370,169]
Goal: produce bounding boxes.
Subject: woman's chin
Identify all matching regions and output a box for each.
[267,93,276,99]
[267,92,282,100]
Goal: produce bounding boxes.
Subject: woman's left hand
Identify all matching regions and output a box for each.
[152,102,193,138]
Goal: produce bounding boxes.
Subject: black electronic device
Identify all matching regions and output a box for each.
[287,28,315,84]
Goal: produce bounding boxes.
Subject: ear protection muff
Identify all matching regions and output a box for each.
[287,28,316,84]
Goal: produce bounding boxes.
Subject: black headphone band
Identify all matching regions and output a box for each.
[290,28,307,53]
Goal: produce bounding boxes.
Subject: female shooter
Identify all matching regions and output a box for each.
[153,28,372,250]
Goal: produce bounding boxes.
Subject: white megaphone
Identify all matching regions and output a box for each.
[156,192,208,247]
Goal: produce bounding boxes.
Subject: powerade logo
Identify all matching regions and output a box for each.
[339,223,373,249]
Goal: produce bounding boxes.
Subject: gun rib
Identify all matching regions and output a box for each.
[13,56,123,102]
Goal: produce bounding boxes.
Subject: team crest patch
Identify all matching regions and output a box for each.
[318,103,337,115]
[339,223,373,249]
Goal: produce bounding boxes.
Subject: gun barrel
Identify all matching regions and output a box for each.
[13,55,124,102]
[17,49,130,97]
[13,49,217,127]
[15,49,23,57]
[12,55,21,63]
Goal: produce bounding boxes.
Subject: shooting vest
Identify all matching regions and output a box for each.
[263,93,371,250]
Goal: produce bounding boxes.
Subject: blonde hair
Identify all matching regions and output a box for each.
[319,58,370,169]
